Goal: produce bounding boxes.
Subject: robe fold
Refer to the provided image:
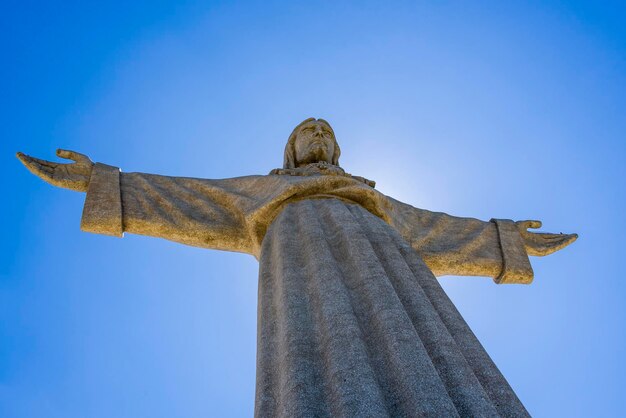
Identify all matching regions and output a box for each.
[79,162,533,417]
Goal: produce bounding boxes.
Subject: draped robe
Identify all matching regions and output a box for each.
[80,163,533,417]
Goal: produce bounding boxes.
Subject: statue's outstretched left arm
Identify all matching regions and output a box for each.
[386,197,577,284]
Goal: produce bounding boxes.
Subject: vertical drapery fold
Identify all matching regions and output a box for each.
[256,198,530,418]
[387,224,530,418]
[347,205,500,417]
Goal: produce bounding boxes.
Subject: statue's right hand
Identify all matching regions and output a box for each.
[16,149,94,192]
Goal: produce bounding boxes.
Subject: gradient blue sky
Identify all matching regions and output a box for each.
[2,1,625,417]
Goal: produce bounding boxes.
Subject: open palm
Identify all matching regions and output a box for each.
[516,220,578,256]
[17,149,93,192]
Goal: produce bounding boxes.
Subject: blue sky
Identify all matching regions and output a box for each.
[2,1,625,416]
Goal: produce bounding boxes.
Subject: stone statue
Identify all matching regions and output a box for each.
[18,118,576,417]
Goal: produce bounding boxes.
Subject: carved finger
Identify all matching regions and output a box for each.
[16,152,33,168]
[533,233,567,242]
[542,235,575,254]
[18,153,52,167]
[30,155,59,170]
[57,149,91,165]
[546,233,578,243]
[517,220,541,232]
[16,152,56,179]
[530,233,578,256]
[555,233,578,248]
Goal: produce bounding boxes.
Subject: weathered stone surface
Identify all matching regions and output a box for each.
[16,117,577,417]
[81,163,123,237]
[257,199,529,417]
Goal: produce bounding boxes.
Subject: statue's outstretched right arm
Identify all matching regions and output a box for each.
[17,150,257,256]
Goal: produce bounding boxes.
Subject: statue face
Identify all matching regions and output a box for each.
[294,121,336,166]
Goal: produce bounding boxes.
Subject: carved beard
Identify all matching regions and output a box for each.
[298,142,331,166]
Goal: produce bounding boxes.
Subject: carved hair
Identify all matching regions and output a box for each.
[283,118,341,169]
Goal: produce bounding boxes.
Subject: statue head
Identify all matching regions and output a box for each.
[283,118,341,169]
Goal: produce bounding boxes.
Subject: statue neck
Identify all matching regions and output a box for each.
[269,163,376,188]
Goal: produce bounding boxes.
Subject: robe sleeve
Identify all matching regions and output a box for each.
[80,162,258,255]
[386,197,533,284]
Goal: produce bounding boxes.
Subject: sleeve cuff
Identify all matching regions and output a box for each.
[80,163,123,237]
[490,219,534,284]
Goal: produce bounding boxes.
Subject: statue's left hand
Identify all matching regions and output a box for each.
[516,220,578,256]
[16,149,94,192]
